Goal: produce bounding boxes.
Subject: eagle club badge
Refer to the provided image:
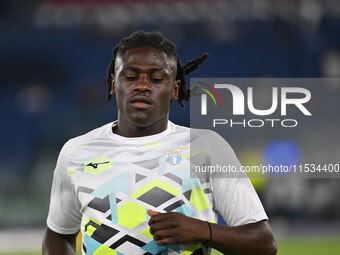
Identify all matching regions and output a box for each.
[169,151,182,165]
[159,147,189,166]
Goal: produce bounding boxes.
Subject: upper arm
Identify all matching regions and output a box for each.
[42,227,78,255]
[46,141,82,235]
[204,131,268,226]
[212,177,268,226]
[232,220,278,255]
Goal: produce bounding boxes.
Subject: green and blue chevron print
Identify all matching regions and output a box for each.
[75,152,214,255]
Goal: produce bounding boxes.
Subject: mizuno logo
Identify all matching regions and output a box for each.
[86,161,110,169]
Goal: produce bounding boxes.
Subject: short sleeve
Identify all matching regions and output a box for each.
[46,140,82,234]
[204,131,268,226]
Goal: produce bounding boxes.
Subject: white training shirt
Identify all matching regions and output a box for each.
[47,121,267,255]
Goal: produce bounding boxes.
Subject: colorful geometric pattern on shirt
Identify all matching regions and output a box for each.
[84,218,119,243]
[134,185,176,207]
[83,233,123,255]
[79,152,211,255]
[82,233,204,255]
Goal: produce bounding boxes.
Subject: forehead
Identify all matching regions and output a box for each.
[116,47,176,70]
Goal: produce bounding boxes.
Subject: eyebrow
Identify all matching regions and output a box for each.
[122,66,167,73]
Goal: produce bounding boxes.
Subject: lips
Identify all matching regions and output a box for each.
[129,95,153,109]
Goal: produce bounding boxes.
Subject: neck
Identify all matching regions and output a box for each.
[113,115,169,138]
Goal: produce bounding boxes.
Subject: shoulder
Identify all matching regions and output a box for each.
[170,122,231,146]
[171,123,234,155]
[171,122,221,139]
[60,122,113,159]
[189,127,240,168]
[189,126,228,147]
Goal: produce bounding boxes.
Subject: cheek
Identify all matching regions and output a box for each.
[156,91,173,112]
[115,85,130,98]
[156,94,172,108]
[157,87,173,99]
[115,90,127,108]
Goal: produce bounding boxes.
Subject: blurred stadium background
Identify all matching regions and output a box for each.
[1,0,340,254]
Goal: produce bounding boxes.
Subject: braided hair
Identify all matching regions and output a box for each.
[106,31,208,108]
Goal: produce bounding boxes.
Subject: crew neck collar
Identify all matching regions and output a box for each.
[106,120,173,143]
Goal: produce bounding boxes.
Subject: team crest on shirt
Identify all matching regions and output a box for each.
[159,147,189,165]
[168,151,182,165]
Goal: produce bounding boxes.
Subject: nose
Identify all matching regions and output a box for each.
[134,74,152,93]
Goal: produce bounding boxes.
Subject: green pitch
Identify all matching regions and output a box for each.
[211,236,340,255]
[277,236,340,255]
[2,237,339,255]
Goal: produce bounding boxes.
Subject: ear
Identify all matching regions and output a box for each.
[110,74,115,95]
[172,80,180,100]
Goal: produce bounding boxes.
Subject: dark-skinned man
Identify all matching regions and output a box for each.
[43,31,277,255]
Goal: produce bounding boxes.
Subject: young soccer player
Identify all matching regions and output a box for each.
[43,31,277,255]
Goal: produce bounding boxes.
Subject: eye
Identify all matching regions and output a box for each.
[125,75,137,81]
[150,77,163,83]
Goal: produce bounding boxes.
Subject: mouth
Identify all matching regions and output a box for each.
[129,95,154,109]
